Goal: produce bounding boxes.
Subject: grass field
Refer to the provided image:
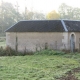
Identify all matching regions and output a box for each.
[0,37,80,80]
[0,53,80,80]
[0,41,6,47]
[0,37,6,48]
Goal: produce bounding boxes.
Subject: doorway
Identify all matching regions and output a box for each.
[70,34,75,52]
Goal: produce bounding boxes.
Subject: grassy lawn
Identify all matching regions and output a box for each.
[0,41,6,47]
[0,37,80,79]
[0,53,80,80]
[0,37,6,48]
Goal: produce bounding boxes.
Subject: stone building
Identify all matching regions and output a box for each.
[5,20,80,52]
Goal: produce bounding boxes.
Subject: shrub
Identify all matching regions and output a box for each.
[0,47,65,56]
[0,46,6,56]
[0,46,34,56]
[34,49,66,55]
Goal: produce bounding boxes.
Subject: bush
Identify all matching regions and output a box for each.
[34,49,66,55]
[0,47,66,56]
[0,46,6,56]
[0,46,34,56]
[0,46,17,56]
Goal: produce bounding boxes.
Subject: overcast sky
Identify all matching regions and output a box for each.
[2,0,80,13]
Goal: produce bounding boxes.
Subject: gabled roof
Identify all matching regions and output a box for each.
[5,20,80,32]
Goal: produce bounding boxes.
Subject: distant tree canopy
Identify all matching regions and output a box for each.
[46,3,80,20]
[46,10,60,20]
[0,1,45,36]
[23,10,45,20]
[0,1,22,36]
[58,3,80,20]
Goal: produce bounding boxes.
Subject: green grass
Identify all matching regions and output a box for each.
[0,41,6,47]
[0,38,80,79]
[0,37,6,48]
[0,53,80,80]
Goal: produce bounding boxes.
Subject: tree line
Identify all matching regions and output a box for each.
[47,3,80,20]
[0,2,80,36]
[0,1,45,36]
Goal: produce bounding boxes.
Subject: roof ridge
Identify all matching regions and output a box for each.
[61,20,68,32]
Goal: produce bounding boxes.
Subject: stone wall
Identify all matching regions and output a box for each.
[6,32,68,52]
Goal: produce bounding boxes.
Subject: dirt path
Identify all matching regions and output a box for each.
[59,67,80,80]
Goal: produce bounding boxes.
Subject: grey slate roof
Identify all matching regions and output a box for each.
[64,20,80,32]
[5,20,80,32]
